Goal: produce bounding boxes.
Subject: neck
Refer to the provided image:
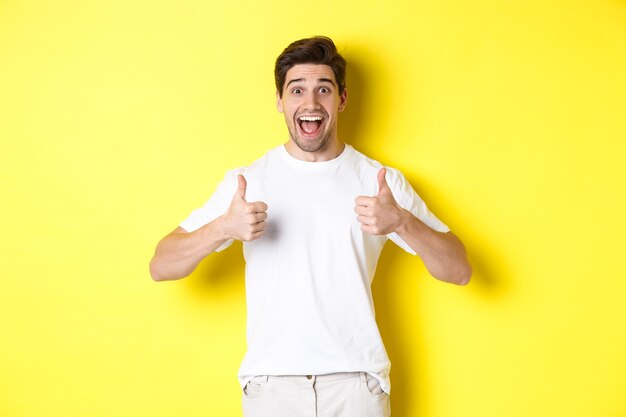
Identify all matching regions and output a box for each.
[284,139,345,162]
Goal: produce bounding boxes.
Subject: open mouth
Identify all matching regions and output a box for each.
[296,115,325,138]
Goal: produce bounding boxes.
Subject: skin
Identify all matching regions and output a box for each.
[149,63,471,285]
[277,64,347,162]
[355,168,472,285]
[148,175,268,281]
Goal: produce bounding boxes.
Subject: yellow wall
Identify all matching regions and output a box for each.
[1,1,625,416]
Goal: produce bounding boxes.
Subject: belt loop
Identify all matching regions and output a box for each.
[256,375,269,383]
[360,372,367,384]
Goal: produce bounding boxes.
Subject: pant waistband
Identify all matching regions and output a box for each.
[255,372,367,384]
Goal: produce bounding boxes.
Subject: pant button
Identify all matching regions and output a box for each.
[306,375,312,380]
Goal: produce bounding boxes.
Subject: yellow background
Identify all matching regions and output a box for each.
[1,0,625,416]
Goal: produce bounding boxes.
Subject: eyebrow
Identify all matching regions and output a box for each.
[286,78,337,88]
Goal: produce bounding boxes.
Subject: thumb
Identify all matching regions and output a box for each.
[377,168,390,195]
[236,174,247,201]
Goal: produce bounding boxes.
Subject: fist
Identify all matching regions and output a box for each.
[221,174,268,242]
[355,168,404,235]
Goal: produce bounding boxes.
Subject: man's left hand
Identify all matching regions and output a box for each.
[355,168,406,235]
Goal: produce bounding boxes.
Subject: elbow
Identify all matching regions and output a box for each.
[455,264,472,286]
[149,257,175,282]
[433,232,472,286]
[149,259,165,282]
[454,262,473,286]
[149,257,188,282]
[434,262,472,286]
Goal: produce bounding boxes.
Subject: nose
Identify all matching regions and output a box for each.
[302,91,321,110]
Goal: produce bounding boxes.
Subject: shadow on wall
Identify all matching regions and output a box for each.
[339,46,510,416]
[184,240,246,301]
[340,51,424,416]
[371,199,509,417]
[338,50,378,153]
[404,172,510,298]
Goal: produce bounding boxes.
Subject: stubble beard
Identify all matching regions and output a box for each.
[287,121,336,153]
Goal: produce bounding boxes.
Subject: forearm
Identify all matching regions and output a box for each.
[396,209,472,285]
[149,217,229,281]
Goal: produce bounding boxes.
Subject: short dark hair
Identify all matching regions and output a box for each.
[274,36,346,98]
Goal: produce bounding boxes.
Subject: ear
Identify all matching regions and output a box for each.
[276,90,283,113]
[338,88,348,112]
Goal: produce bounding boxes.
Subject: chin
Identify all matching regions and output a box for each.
[294,136,328,153]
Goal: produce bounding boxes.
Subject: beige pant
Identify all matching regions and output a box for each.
[242,372,390,417]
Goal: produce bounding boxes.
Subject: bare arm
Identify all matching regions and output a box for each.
[394,213,471,285]
[355,168,472,285]
[149,175,268,281]
[149,222,229,281]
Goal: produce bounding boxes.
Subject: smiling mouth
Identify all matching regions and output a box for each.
[297,115,324,137]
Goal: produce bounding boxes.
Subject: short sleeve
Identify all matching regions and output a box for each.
[179,168,244,252]
[385,168,450,255]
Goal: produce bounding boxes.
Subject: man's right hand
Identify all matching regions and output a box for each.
[219,174,268,242]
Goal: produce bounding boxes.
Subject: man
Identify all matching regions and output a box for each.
[150,36,471,417]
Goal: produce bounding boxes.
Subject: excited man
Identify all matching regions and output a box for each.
[150,36,472,417]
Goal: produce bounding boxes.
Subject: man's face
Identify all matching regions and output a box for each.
[277,64,347,154]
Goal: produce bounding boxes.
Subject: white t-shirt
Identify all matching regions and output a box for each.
[180,144,449,394]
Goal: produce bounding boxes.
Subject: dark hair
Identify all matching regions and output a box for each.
[274,36,346,98]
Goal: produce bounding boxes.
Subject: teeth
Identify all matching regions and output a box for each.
[298,116,323,121]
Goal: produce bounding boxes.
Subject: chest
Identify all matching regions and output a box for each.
[246,169,376,241]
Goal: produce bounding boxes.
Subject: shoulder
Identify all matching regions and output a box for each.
[347,145,406,183]
[221,145,280,180]
[347,145,382,170]
[242,145,282,175]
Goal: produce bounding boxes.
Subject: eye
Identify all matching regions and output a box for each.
[291,88,302,94]
[319,87,330,93]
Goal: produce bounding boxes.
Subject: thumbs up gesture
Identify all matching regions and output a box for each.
[221,174,268,242]
[355,168,404,235]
